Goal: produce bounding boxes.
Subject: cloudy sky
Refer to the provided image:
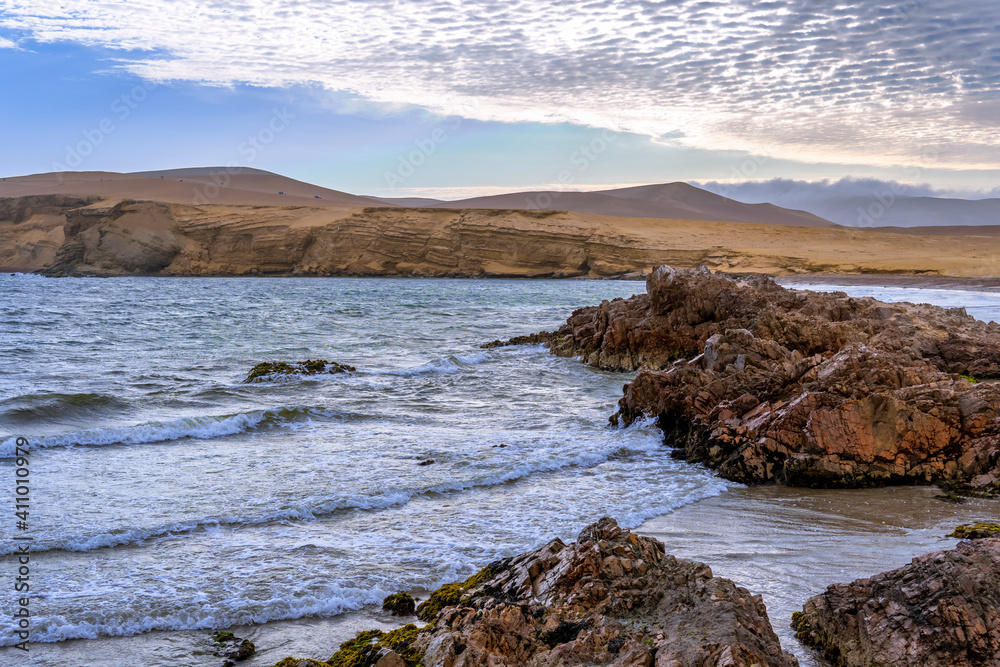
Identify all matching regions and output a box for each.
[0,0,997,197]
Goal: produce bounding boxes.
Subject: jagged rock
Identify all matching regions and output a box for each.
[413,517,796,667]
[513,265,1000,489]
[272,519,796,667]
[792,537,1000,667]
[243,359,356,383]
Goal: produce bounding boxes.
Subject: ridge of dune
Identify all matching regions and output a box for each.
[0,168,388,209]
[376,181,836,227]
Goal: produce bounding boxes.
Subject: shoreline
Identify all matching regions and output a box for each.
[11,269,1000,292]
[777,273,1000,292]
[7,485,997,667]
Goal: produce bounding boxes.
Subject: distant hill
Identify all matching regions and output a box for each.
[374,182,837,227]
[0,167,390,209]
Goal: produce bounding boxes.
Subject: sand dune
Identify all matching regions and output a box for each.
[0,168,386,209]
[375,181,836,227]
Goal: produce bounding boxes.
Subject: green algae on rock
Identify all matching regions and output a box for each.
[328,624,424,667]
[414,564,499,622]
[950,522,1000,539]
[382,591,416,616]
[244,359,356,383]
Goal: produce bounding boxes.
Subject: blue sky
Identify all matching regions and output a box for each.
[0,1,998,198]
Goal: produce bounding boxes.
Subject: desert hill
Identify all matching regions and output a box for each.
[4,168,1000,279]
[375,181,836,227]
[0,168,387,209]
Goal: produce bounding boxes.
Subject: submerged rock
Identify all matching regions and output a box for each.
[793,537,1000,667]
[270,518,796,667]
[210,631,255,665]
[243,359,356,383]
[508,265,1000,489]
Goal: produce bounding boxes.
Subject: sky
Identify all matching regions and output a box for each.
[0,0,998,199]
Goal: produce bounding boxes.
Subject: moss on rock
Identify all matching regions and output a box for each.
[382,591,416,616]
[415,565,497,622]
[269,658,329,667]
[950,522,1000,539]
[244,359,356,383]
[328,624,424,667]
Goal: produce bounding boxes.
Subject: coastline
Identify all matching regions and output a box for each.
[8,486,996,667]
[777,273,1000,292]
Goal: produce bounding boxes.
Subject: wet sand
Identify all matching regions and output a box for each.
[638,485,1000,667]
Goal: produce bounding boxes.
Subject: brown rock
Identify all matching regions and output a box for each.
[792,537,1000,667]
[522,265,1000,489]
[412,517,798,667]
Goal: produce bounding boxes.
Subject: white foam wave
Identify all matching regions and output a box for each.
[0,585,384,646]
[17,419,670,555]
[0,408,301,454]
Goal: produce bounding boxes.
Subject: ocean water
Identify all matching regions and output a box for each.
[3,275,1000,666]
[0,276,734,663]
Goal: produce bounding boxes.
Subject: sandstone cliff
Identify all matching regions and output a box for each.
[503,266,1000,490]
[6,194,1000,278]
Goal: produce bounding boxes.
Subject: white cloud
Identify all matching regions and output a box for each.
[0,36,17,48]
[1,0,999,170]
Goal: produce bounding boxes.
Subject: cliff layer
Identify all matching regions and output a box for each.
[5,195,1000,278]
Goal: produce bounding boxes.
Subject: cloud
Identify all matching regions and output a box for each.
[1,0,999,170]
[0,36,18,49]
[694,177,1000,226]
[695,177,1000,204]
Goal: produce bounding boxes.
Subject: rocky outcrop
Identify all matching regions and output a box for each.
[792,537,1000,667]
[521,265,1000,489]
[243,360,356,383]
[270,518,796,667]
[411,517,797,667]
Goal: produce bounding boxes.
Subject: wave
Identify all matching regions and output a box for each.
[8,419,671,555]
[0,406,350,455]
[0,584,385,646]
[0,391,131,423]
[376,350,502,377]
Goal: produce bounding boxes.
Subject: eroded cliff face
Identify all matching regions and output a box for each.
[7,193,1000,279]
[523,266,1000,489]
[1,197,677,278]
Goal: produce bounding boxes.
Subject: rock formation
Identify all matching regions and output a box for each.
[270,518,797,667]
[243,360,356,383]
[507,265,1000,490]
[792,536,1000,667]
[6,193,1000,278]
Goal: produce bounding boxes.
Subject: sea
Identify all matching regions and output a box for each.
[2,275,999,667]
